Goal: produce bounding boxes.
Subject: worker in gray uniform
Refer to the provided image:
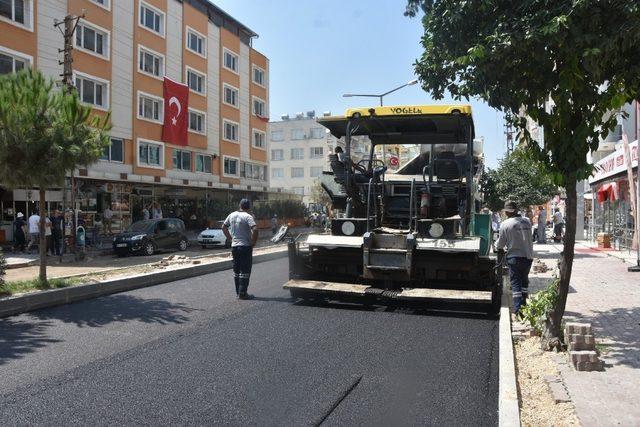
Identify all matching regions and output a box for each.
[223,199,259,300]
[496,201,534,315]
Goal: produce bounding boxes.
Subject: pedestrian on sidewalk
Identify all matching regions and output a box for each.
[553,208,564,243]
[142,205,150,221]
[92,214,103,248]
[271,214,278,235]
[50,210,63,256]
[496,201,534,315]
[44,215,52,256]
[103,206,113,235]
[222,199,258,300]
[12,212,26,253]
[26,211,40,254]
[536,205,547,244]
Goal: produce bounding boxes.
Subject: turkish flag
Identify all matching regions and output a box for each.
[162,77,189,146]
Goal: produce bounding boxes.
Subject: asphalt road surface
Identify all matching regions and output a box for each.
[0,257,498,426]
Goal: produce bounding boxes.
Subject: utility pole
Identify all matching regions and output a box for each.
[54,13,84,257]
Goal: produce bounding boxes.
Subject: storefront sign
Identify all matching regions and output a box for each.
[589,140,638,184]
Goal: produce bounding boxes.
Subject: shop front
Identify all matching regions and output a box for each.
[589,140,638,251]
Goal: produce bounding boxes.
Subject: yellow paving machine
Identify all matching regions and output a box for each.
[283,105,501,314]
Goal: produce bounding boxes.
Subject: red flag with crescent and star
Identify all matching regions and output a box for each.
[162,77,189,146]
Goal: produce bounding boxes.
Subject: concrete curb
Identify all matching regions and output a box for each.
[0,248,288,318]
[499,290,521,427]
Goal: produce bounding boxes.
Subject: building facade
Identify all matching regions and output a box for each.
[0,0,288,235]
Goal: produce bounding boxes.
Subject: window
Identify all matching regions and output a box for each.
[138,46,163,78]
[253,97,265,117]
[310,166,323,178]
[139,1,164,36]
[290,148,304,160]
[188,109,205,134]
[224,157,238,176]
[272,168,284,178]
[100,138,124,162]
[223,84,238,107]
[173,149,191,171]
[271,149,284,161]
[75,73,108,109]
[186,27,206,57]
[252,65,265,86]
[310,147,324,158]
[223,49,238,73]
[137,92,163,123]
[89,0,110,9]
[138,139,163,168]
[291,167,304,178]
[223,120,238,142]
[196,154,212,173]
[310,128,324,139]
[241,162,266,181]
[291,129,305,140]
[187,67,205,94]
[0,0,31,28]
[271,130,284,141]
[253,130,266,149]
[0,50,30,74]
[292,187,305,195]
[75,22,109,58]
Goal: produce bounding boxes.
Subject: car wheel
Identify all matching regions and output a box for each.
[143,241,155,256]
[178,238,188,251]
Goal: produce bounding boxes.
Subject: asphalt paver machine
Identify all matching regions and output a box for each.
[284,105,501,314]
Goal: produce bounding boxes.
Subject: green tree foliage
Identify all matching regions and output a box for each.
[406,0,640,347]
[482,150,557,212]
[309,179,332,208]
[0,69,110,283]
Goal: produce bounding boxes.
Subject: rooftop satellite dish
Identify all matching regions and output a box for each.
[271,225,289,243]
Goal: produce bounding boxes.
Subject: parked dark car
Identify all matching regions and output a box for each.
[113,218,188,257]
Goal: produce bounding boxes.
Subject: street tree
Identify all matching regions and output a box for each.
[0,69,110,284]
[482,150,557,213]
[309,179,332,209]
[406,0,640,348]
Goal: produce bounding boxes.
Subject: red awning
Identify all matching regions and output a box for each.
[597,182,619,203]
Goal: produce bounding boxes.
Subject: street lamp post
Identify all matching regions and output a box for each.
[342,79,419,106]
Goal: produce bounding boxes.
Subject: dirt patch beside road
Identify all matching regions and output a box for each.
[515,336,580,427]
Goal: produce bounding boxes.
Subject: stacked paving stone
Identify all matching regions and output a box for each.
[564,322,603,372]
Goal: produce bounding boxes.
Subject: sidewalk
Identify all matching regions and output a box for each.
[529,241,640,426]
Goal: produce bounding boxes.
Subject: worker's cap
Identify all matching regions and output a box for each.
[239,199,251,210]
[17,212,24,218]
[503,201,518,213]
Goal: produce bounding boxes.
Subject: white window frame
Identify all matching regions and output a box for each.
[138,1,165,38]
[291,128,305,140]
[222,83,239,108]
[186,65,206,95]
[310,146,324,158]
[242,161,266,181]
[74,71,110,111]
[136,138,165,170]
[271,149,284,161]
[89,0,111,11]
[74,20,110,60]
[222,47,238,74]
[100,137,124,163]
[195,153,212,174]
[290,148,304,160]
[291,167,304,178]
[270,130,284,142]
[251,64,265,87]
[188,107,206,135]
[223,155,240,177]
[252,129,266,150]
[222,119,239,143]
[271,168,284,179]
[0,0,33,31]
[0,46,32,73]
[172,149,192,171]
[310,127,325,139]
[136,90,164,124]
[292,187,305,195]
[137,45,164,80]
[310,166,323,178]
[252,96,266,117]
[185,26,206,58]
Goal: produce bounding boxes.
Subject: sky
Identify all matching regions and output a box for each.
[213,0,507,168]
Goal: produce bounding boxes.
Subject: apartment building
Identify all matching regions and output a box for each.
[0,0,286,234]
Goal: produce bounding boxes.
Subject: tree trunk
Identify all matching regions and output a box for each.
[38,189,47,285]
[542,178,577,350]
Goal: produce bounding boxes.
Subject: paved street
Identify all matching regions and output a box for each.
[0,257,498,425]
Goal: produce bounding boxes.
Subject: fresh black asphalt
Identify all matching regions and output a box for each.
[0,257,498,425]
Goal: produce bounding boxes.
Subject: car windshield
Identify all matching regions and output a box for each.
[127,220,155,233]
